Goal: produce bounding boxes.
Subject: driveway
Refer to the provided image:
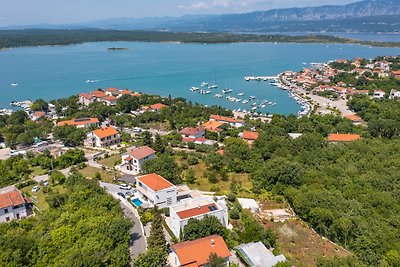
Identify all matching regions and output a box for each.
[100,182,146,261]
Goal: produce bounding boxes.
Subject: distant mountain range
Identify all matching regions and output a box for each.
[3,0,400,33]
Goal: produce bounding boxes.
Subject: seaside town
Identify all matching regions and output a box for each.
[0,54,400,267]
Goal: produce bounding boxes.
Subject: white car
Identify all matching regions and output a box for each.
[119,184,132,190]
[32,185,40,192]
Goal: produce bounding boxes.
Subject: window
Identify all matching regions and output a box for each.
[5,217,10,221]
[4,208,8,213]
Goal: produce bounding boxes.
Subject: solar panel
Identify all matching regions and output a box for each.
[208,205,217,211]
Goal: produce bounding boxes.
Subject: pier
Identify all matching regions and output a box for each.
[244,76,279,81]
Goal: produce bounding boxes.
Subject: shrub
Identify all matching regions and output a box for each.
[227,193,236,202]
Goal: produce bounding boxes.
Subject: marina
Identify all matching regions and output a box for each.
[1,41,397,115]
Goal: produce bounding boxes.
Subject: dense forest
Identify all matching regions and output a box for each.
[0,174,132,266]
[0,29,399,49]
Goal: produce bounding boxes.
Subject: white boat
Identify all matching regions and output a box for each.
[214,94,223,98]
[222,88,232,94]
[11,83,18,86]
[86,80,95,83]
[242,100,249,104]
[191,87,200,91]
[200,90,211,94]
[201,82,208,87]
[249,96,256,100]
[208,85,218,89]
[238,93,245,96]
[251,107,257,111]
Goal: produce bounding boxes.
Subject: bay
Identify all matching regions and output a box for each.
[1,41,398,115]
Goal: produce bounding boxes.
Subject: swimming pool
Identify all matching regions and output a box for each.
[132,198,143,207]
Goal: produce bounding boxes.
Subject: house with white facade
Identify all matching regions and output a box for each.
[79,93,97,106]
[179,127,205,139]
[389,89,400,99]
[373,90,386,99]
[120,146,156,174]
[84,127,120,148]
[0,186,32,223]
[168,196,228,238]
[136,173,177,208]
[169,235,231,267]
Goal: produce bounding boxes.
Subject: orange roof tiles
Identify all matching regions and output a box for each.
[79,93,95,99]
[180,127,205,136]
[137,173,174,191]
[57,118,99,127]
[202,121,224,132]
[106,87,118,92]
[92,127,118,139]
[210,114,243,124]
[172,235,231,267]
[103,95,118,101]
[242,131,259,140]
[150,103,168,110]
[177,203,218,220]
[33,111,45,117]
[344,114,363,122]
[328,133,361,142]
[0,190,25,209]
[119,89,132,95]
[130,146,156,160]
[90,90,107,98]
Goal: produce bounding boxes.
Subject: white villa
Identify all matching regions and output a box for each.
[84,127,120,148]
[136,173,177,208]
[120,146,156,174]
[0,186,32,223]
[168,196,228,238]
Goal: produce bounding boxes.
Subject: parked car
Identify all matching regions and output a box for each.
[119,184,132,190]
[117,192,126,199]
[125,191,134,197]
[42,181,49,186]
[32,185,40,192]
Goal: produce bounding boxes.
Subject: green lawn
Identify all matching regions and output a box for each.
[98,154,121,168]
[79,166,116,183]
[21,184,67,212]
[31,166,47,176]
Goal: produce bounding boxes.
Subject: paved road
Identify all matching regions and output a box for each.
[100,182,146,261]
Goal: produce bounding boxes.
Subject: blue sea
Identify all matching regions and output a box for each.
[1,41,399,115]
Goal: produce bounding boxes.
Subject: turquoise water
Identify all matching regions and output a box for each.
[1,42,398,115]
[132,198,143,207]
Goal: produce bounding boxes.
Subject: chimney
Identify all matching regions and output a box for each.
[211,239,215,247]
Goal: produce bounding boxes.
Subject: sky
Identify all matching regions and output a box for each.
[0,0,358,27]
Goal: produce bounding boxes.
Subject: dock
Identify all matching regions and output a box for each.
[244,76,279,81]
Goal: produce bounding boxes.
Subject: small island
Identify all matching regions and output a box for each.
[107,47,128,51]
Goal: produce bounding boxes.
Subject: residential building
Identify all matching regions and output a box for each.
[237,198,260,213]
[202,120,224,132]
[327,133,361,143]
[180,127,205,139]
[0,186,32,223]
[79,93,96,106]
[392,70,400,79]
[84,127,120,148]
[240,131,259,144]
[209,115,244,128]
[170,235,231,267]
[105,87,119,96]
[389,89,400,99]
[136,173,177,208]
[344,114,363,125]
[150,103,168,111]
[373,90,386,99]
[235,241,286,267]
[31,111,46,121]
[169,196,228,238]
[57,118,100,128]
[121,146,156,173]
[101,95,118,106]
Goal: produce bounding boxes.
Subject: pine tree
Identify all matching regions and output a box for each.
[147,209,167,252]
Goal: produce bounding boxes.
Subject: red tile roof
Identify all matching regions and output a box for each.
[32,111,46,118]
[172,235,231,267]
[242,131,259,140]
[344,114,363,122]
[79,93,95,99]
[180,127,205,136]
[90,90,107,98]
[57,118,99,127]
[106,87,118,92]
[210,114,243,124]
[0,190,25,209]
[150,103,168,110]
[177,203,218,220]
[130,146,156,160]
[328,133,361,142]
[102,95,118,101]
[202,121,224,132]
[92,127,118,139]
[137,173,174,191]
